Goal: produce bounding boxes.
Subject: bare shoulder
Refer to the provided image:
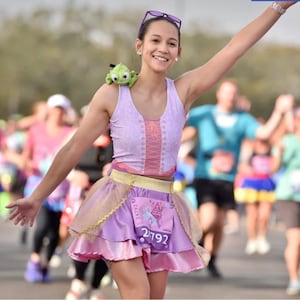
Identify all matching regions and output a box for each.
[90,83,119,118]
[73,83,119,144]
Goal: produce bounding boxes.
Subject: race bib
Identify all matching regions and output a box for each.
[131,197,174,251]
[211,150,235,174]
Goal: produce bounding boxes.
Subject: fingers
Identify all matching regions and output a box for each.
[13,212,23,225]
[20,217,29,227]
[5,202,17,209]
[7,207,24,225]
[8,207,20,220]
[29,218,34,227]
[6,203,22,221]
[13,213,29,227]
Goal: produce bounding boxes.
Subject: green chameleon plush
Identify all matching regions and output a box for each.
[105,63,138,87]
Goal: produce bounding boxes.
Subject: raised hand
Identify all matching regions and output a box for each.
[274,94,294,114]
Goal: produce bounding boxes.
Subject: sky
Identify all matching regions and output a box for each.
[0,0,299,46]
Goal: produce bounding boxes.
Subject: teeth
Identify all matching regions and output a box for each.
[154,56,167,62]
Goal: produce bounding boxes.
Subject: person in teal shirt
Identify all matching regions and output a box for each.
[188,102,259,183]
[184,79,294,278]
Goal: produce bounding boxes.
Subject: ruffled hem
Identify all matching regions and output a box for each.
[68,236,207,273]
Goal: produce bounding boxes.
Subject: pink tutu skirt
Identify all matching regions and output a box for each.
[68,169,210,273]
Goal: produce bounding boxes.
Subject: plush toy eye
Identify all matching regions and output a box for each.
[112,74,119,82]
[122,72,130,80]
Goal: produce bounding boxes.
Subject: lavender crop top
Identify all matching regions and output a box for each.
[110,78,186,177]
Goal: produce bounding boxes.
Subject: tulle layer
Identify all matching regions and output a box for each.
[68,237,206,273]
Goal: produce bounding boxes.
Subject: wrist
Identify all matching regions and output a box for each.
[271,2,286,15]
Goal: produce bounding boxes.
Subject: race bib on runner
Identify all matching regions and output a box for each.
[211,150,235,174]
[131,197,174,251]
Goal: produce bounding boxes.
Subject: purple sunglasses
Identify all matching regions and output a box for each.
[138,10,182,37]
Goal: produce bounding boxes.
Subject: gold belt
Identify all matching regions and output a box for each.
[110,169,173,193]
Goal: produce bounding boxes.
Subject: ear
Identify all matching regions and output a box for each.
[177,46,182,60]
[135,38,143,55]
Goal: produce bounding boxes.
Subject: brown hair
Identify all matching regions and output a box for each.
[138,17,181,46]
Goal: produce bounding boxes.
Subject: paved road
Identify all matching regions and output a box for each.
[0,212,298,299]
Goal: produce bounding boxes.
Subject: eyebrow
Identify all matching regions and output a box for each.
[150,34,178,41]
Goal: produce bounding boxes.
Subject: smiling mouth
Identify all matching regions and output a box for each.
[153,55,168,62]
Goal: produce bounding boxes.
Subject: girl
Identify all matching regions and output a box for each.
[7,2,297,299]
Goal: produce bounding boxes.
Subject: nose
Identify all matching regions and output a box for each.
[158,42,169,53]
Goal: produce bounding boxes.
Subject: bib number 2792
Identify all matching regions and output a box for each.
[131,197,174,251]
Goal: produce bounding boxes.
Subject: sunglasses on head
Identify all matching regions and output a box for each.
[138,10,182,37]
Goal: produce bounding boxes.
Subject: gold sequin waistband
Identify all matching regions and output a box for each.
[109,169,173,193]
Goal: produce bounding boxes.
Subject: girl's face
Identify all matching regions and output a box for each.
[254,139,270,155]
[216,82,239,112]
[136,20,181,73]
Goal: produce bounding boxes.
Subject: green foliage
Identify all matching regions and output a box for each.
[0,5,299,119]
[0,6,138,117]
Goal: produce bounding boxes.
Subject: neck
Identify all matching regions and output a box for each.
[135,73,166,93]
[217,104,233,113]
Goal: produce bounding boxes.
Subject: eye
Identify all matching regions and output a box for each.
[122,72,130,80]
[168,42,177,47]
[151,38,160,43]
[111,74,118,82]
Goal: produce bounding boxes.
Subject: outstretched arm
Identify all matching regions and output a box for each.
[6,84,115,227]
[177,1,297,110]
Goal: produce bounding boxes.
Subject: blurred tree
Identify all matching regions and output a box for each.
[0,5,299,120]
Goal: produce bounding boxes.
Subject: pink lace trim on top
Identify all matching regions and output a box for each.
[111,161,175,177]
[144,119,162,174]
